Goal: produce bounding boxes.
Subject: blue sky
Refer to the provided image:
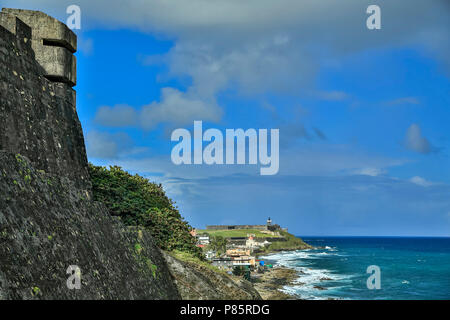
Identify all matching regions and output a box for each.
[5,0,450,236]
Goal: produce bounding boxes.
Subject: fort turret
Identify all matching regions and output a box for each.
[1,8,77,86]
[0,8,86,190]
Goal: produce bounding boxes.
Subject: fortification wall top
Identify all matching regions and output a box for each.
[1,8,77,86]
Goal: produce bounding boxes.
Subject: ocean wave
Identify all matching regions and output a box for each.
[260,249,354,300]
[280,284,349,300]
[314,252,332,256]
[260,250,313,262]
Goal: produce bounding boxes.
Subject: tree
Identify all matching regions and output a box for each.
[209,235,228,255]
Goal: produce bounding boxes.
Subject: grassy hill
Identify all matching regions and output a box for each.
[258,231,312,253]
[198,228,312,254]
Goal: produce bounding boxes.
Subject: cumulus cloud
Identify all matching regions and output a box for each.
[140,87,222,129]
[164,37,317,96]
[404,123,434,154]
[6,0,450,101]
[94,88,222,130]
[5,1,449,142]
[15,1,447,51]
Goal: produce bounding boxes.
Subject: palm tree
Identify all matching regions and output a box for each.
[209,235,228,255]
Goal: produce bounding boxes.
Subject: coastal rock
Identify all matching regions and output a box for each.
[163,252,262,300]
[313,285,327,290]
[252,267,300,300]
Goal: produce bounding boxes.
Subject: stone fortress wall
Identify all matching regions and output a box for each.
[0,8,180,299]
[0,8,89,192]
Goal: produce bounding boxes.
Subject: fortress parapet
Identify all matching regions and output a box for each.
[1,8,77,86]
[206,217,283,232]
[0,8,88,191]
[206,225,268,231]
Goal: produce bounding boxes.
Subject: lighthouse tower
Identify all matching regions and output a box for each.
[266,217,272,228]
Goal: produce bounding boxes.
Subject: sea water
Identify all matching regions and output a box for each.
[260,237,450,300]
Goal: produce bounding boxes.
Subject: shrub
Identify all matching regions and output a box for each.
[88,164,202,258]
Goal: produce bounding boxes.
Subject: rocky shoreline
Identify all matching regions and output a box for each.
[253,247,338,300]
[252,266,300,300]
[252,246,314,300]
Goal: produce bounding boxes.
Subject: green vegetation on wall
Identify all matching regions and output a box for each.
[89,164,202,258]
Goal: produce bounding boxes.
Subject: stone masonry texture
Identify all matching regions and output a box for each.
[0,9,180,299]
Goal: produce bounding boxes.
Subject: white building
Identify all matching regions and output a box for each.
[232,256,256,267]
[198,235,210,245]
[205,250,216,260]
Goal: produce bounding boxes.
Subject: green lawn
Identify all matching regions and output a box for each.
[258,231,312,252]
[197,229,282,238]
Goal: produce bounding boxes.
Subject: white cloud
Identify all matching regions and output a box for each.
[98,144,406,183]
[94,88,222,130]
[140,87,222,130]
[164,37,317,96]
[6,0,449,103]
[353,167,386,177]
[409,176,433,187]
[6,1,449,142]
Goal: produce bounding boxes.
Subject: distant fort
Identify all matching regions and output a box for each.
[206,217,286,232]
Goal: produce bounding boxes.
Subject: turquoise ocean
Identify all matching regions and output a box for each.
[260,237,450,300]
